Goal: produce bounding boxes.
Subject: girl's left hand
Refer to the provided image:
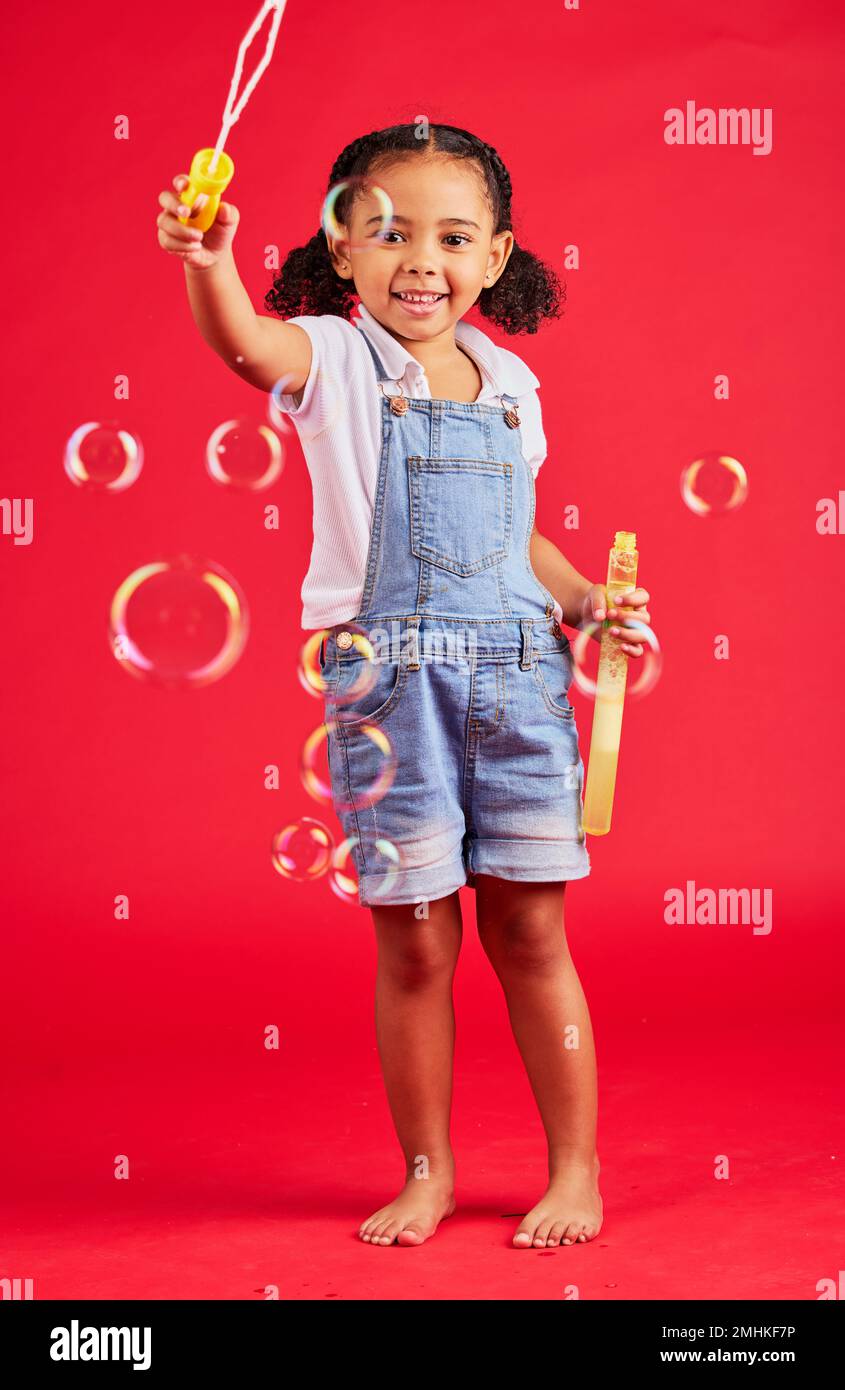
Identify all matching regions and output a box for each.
[581,583,652,658]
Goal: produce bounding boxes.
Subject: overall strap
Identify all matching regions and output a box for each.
[354,322,390,381]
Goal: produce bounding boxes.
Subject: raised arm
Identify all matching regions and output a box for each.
[157,172,312,395]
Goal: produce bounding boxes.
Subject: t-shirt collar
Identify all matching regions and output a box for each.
[353,301,539,398]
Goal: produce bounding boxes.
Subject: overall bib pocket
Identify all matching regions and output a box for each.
[408,457,513,576]
[328,656,410,730]
[532,653,576,718]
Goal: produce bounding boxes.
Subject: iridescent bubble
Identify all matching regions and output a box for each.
[64,422,143,492]
[109,553,249,688]
[268,365,345,442]
[329,834,406,904]
[271,817,334,882]
[297,623,378,703]
[297,625,375,700]
[266,372,298,437]
[680,452,748,516]
[206,419,284,491]
[320,176,394,254]
[329,835,360,903]
[571,617,662,702]
[300,717,397,811]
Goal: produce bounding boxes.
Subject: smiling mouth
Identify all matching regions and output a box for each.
[391,291,448,304]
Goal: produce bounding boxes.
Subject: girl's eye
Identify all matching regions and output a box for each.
[371,230,472,248]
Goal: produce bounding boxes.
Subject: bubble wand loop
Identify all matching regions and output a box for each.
[178,0,288,234]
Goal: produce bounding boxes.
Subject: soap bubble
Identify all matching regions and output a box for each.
[271,817,334,882]
[298,626,378,704]
[300,721,333,805]
[680,452,748,516]
[266,373,298,437]
[329,836,360,903]
[329,834,406,903]
[64,422,143,492]
[570,617,662,702]
[320,176,394,254]
[109,553,249,688]
[269,365,345,441]
[206,419,284,490]
[300,718,397,811]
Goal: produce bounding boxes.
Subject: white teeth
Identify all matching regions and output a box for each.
[396,292,444,302]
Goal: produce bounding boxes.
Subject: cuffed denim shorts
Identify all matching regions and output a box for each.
[320,619,591,907]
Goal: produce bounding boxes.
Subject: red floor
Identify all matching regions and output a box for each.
[4,1015,841,1300]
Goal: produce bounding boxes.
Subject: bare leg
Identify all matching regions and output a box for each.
[475,875,603,1248]
[358,890,463,1246]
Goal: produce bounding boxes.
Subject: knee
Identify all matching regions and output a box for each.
[480,913,568,975]
[379,936,456,991]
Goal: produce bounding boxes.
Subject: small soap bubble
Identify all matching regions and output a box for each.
[268,367,345,441]
[320,176,394,254]
[680,452,748,516]
[328,835,360,903]
[109,553,249,688]
[300,718,397,811]
[206,419,284,491]
[271,817,334,882]
[300,722,333,805]
[571,618,662,702]
[266,373,298,437]
[298,626,378,703]
[329,834,405,903]
[64,422,143,492]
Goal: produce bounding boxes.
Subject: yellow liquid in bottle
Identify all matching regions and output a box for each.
[582,532,638,836]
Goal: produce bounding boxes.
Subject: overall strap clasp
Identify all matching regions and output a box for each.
[405,615,422,671]
[379,381,410,415]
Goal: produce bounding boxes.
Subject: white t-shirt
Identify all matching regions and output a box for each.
[275,302,560,630]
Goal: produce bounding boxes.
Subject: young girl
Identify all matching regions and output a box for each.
[157,122,651,1250]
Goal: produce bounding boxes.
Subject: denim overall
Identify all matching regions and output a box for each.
[320,324,591,906]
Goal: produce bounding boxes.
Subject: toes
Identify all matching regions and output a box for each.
[533,1219,555,1247]
[546,1222,567,1247]
[561,1221,585,1245]
[377,1221,400,1246]
[359,1211,387,1241]
[396,1223,426,1246]
[513,1224,535,1248]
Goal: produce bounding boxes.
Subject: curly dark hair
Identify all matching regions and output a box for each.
[263,122,565,335]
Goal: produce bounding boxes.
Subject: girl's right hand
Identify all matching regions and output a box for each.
[156,173,240,269]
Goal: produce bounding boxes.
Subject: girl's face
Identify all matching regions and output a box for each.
[329,156,514,339]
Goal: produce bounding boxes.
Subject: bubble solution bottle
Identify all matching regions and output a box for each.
[177,149,235,234]
[582,531,639,836]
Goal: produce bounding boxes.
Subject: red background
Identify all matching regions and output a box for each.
[2,0,843,1299]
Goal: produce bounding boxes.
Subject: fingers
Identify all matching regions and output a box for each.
[607,587,650,625]
[157,211,204,250]
[608,606,651,624]
[157,177,208,255]
[171,173,209,219]
[613,587,650,609]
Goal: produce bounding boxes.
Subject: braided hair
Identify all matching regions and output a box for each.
[264,122,565,335]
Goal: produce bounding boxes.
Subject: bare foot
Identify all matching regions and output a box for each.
[359,1176,456,1247]
[512,1155,603,1248]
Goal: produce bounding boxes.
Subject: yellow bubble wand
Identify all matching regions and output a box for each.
[582,531,639,836]
[178,0,288,234]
